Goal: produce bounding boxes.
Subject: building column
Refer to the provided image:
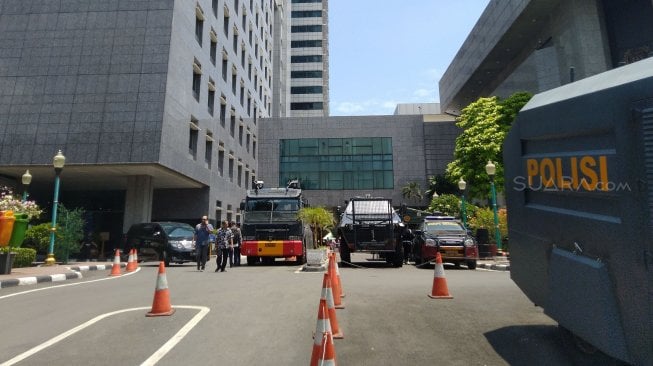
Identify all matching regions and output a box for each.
[123,175,154,232]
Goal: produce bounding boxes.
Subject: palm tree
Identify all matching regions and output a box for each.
[401,181,423,205]
[297,206,335,248]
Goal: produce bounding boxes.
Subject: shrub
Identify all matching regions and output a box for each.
[23,223,52,254]
[467,207,508,244]
[0,247,36,268]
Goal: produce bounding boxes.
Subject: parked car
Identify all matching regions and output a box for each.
[412,216,478,269]
[123,222,196,266]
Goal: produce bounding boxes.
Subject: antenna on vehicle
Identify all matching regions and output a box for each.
[254,180,264,194]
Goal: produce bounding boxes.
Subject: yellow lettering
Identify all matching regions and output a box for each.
[540,158,555,188]
[599,156,609,191]
[570,157,579,189]
[580,156,598,190]
[526,159,538,187]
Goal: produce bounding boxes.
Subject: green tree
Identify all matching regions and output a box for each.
[401,181,423,204]
[23,223,52,254]
[424,175,458,200]
[297,206,335,248]
[445,92,532,200]
[56,205,85,263]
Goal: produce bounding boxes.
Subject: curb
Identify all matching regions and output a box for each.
[477,262,510,271]
[0,263,125,289]
[302,263,328,272]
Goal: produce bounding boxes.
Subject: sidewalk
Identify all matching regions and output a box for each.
[0,262,120,289]
[476,255,510,271]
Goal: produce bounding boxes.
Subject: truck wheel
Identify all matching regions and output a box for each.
[246,256,257,266]
[558,325,625,365]
[295,244,307,265]
[392,245,404,268]
[340,244,351,266]
[466,260,477,270]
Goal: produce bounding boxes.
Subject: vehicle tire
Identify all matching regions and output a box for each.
[295,243,307,265]
[262,256,274,265]
[246,256,257,266]
[466,260,477,270]
[339,243,351,266]
[392,245,404,268]
[162,251,170,267]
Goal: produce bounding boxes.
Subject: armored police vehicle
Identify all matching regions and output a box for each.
[504,57,653,365]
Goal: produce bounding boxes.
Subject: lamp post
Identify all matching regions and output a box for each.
[44,150,65,266]
[21,169,32,202]
[458,177,467,229]
[485,160,502,251]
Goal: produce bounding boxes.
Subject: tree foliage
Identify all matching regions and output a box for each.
[446,92,532,200]
[56,205,85,263]
[401,181,423,204]
[297,206,335,248]
[424,175,458,200]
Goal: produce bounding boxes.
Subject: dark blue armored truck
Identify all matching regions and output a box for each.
[504,57,653,365]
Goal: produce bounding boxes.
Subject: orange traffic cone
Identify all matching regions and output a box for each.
[320,272,343,339]
[428,252,453,299]
[318,331,337,366]
[310,299,332,366]
[126,249,136,272]
[332,252,345,298]
[133,249,139,269]
[146,261,176,317]
[329,255,344,309]
[109,249,121,276]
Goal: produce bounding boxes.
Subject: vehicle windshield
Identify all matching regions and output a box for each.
[160,224,195,239]
[424,221,465,235]
[244,198,299,222]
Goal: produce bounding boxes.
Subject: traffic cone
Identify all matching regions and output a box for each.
[428,252,453,299]
[146,261,176,317]
[329,254,344,309]
[318,331,337,366]
[109,249,121,276]
[320,272,343,339]
[310,299,332,366]
[126,249,136,272]
[332,252,345,298]
[133,249,139,269]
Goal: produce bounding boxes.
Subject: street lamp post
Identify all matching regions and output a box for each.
[485,160,502,251]
[21,169,32,202]
[44,150,65,266]
[458,177,467,229]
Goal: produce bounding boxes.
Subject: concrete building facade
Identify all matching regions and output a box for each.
[440,0,653,115]
[258,115,458,208]
[0,0,282,245]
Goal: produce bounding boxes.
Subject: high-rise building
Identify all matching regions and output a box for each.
[288,0,329,117]
[0,0,283,240]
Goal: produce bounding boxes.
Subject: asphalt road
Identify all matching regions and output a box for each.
[0,254,585,365]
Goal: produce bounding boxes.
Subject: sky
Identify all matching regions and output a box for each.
[328,0,491,116]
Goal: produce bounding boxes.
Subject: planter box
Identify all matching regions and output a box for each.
[306,248,328,266]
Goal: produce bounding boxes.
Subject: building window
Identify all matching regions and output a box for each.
[212,0,218,16]
[220,97,227,127]
[245,170,250,189]
[238,124,243,145]
[290,70,322,79]
[192,60,202,101]
[205,135,213,167]
[210,35,217,65]
[279,138,394,190]
[291,40,322,48]
[229,155,234,182]
[237,164,242,187]
[291,10,322,18]
[208,84,215,115]
[230,110,236,137]
[223,13,229,36]
[252,140,256,158]
[195,8,204,45]
[222,57,228,81]
[240,85,245,106]
[231,70,237,95]
[189,119,199,159]
[218,148,224,176]
[240,48,245,68]
[291,24,322,33]
[291,86,323,94]
[246,132,250,152]
[233,30,239,53]
[290,102,323,110]
[291,55,323,63]
[291,0,321,2]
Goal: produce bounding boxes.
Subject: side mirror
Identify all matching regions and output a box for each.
[153,231,162,237]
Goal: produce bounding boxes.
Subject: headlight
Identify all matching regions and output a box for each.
[425,238,437,247]
[169,241,184,249]
[464,238,475,247]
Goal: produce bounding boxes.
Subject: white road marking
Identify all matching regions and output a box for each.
[0,305,210,366]
[0,267,141,300]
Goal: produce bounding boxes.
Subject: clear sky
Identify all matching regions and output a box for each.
[328,0,491,116]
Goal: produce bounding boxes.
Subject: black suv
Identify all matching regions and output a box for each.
[124,222,196,266]
[412,216,478,269]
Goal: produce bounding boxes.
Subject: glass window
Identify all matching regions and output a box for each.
[291,55,323,63]
[291,24,322,33]
[291,40,322,48]
[279,138,393,190]
[291,10,322,18]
